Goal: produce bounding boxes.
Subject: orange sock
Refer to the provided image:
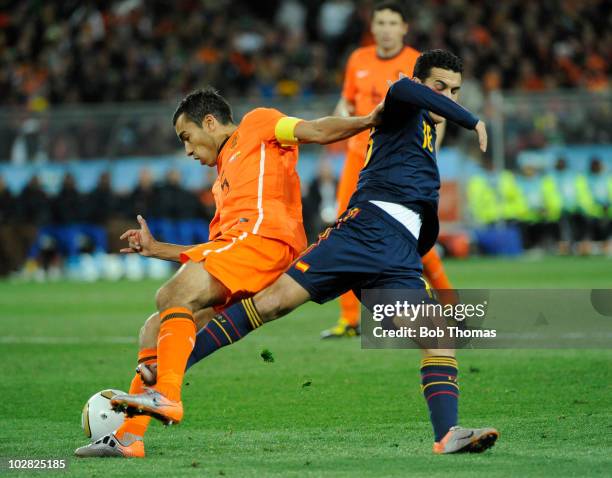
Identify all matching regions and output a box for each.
[115,347,156,440]
[339,291,360,327]
[155,307,196,402]
[422,248,452,289]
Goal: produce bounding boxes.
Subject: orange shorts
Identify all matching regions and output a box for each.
[180,229,298,304]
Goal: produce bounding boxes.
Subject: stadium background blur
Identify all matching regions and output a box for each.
[0,0,610,280]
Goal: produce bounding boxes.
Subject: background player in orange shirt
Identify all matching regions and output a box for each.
[75,88,383,458]
[322,1,453,339]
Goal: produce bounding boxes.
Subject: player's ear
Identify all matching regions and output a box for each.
[202,114,217,132]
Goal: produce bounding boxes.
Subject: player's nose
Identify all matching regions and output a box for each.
[184,143,193,156]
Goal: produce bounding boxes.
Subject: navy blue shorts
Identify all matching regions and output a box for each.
[286,202,426,304]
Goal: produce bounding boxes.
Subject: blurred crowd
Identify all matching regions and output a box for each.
[0,168,212,277]
[467,157,611,255]
[2,111,180,163]
[502,93,611,169]
[1,0,609,109]
[0,166,339,277]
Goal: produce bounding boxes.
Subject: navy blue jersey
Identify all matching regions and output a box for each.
[348,77,479,254]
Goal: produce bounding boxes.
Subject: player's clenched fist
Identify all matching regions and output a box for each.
[119,215,156,257]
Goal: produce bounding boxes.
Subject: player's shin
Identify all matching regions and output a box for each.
[114,348,156,440]
[186,298,263,369]
[420,355,459,442]
[155,307,196,402]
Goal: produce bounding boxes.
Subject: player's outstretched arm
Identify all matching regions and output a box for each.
[119,215,191,262]
[292,102,383,145]
[388,78,487,152]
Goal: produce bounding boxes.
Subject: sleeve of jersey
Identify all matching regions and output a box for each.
[247,108,301,146]
[387,78,479,130]
[274,116,303,147]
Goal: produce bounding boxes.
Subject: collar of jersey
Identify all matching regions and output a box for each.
[217,129,239,164]
[375,45,406,62]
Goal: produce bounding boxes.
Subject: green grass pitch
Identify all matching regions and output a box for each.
[1,257,611,477]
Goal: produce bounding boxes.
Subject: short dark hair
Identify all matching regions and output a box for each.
[372,1,408,22]
[413,49,463,81]
[172,87,234,126]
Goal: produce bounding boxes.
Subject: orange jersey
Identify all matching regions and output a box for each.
[342,45,420,153]
[208,108,307,254]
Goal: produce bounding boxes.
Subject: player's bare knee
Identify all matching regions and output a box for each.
[155,284,172,311]
[255,276,309,322]
[255,289,284,321]
[155,280,190,311]
[155,262,191,310]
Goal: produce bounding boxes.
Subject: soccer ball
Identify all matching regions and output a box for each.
[81,389,126,441]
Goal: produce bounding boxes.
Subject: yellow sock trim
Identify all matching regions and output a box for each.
[243,298,263,328]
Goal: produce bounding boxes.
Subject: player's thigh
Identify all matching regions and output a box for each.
[156,260,228,311]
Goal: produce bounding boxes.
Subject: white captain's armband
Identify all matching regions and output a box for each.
[274,116,303,146]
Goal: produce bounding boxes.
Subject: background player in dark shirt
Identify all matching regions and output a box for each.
[128,50,497,455]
